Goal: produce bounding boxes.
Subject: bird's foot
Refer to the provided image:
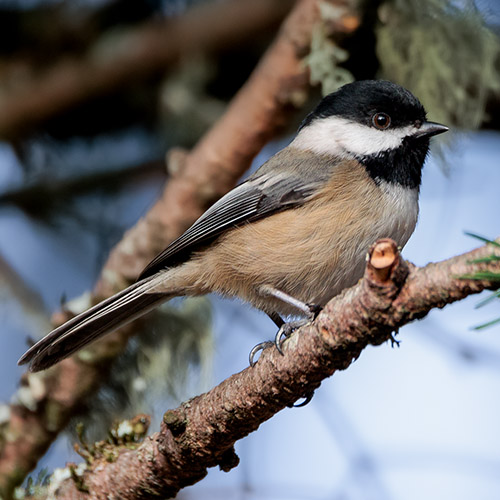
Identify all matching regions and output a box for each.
[250,303,322,366]
[249,319,307,367]
[275,302,321,353]
[274,318,309,354]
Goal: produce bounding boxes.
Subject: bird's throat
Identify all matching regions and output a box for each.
[357,137,429,189]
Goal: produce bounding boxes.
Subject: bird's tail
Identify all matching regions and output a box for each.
[18,275,172,372]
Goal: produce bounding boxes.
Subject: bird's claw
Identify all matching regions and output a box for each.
[389,331,400,348]
[249,341,274,367]
[274,319,308,354]
[250,303,323,365]
[250,320,308,365]
[288,391,315,408]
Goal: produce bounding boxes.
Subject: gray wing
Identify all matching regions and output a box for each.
[138,148,337,279]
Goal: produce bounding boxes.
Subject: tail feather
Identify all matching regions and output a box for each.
[18,277,171,372]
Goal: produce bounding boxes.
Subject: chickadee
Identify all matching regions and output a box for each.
[19,80,448,372]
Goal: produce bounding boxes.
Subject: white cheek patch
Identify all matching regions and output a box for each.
[291,116,417,158]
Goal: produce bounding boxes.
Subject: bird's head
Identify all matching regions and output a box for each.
[292,80,449,188]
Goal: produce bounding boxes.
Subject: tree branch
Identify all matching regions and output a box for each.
[0,0,294,140]
[48,239,500,499]
[1,1,361,496]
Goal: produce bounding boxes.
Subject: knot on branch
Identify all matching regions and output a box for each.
[163,408,188,437]
[314,239,410,358]
[363,238,409,310]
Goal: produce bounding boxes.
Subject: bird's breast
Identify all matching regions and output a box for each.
[191,162,419,316]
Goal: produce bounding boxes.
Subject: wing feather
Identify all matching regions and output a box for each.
[139,149,337,279]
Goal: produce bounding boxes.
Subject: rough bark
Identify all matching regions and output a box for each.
[47,238,500,499]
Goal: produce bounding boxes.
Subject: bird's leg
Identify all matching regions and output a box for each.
[267,311,285,328]
[259,285,322,353]
[248,289,319,407]
[259,285,319,317]
[249,286,322,366]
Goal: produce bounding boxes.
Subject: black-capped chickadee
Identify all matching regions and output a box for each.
[19,80,448,372]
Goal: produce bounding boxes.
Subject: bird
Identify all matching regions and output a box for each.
[18,80,448,372]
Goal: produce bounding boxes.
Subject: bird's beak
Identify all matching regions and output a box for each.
[413,121,449,138]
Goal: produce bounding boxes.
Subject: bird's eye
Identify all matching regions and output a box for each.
[372,113,391,130]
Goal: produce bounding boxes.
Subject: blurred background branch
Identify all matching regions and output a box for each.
[0,253,51,334]
[0,0,294,141]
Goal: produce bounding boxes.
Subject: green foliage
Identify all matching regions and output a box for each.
[464,233,500,330]
[475,289,500,308]
[474,316,500,330]
[376,0,500,128]
[465,232,500,248]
